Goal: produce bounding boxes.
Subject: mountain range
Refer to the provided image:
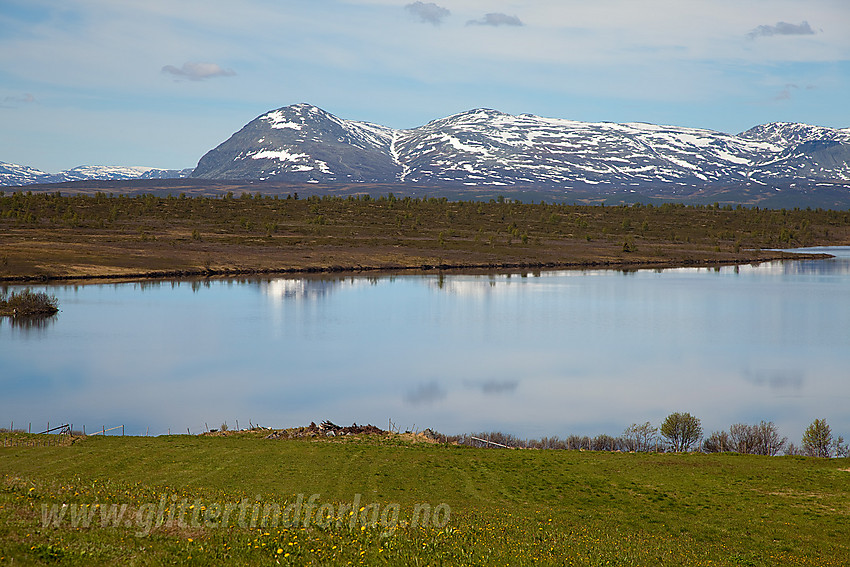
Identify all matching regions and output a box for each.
[189,104,850,193]
[0,163,192,187]
[4,104,850,199]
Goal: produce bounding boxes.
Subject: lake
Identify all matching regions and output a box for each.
[2,247,849,444]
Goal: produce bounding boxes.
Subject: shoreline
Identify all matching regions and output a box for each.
[0,250,832,284]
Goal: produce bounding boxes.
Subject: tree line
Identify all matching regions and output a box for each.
[453,413,849,457]
[2,191,848,250]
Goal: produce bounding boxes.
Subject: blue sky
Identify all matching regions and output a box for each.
[1,0,848,172]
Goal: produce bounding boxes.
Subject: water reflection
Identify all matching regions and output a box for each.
[742,369,804,391]
[264,278,364,302]
[1,247,849,443]
[4,314,57,332]
[404,382,447,406]
[468,379,519,395]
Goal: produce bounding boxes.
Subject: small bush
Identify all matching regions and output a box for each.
[0,289,59,316]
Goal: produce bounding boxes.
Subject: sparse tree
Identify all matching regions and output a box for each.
[802,418,833,458]
[591,434,619,451]
[661,412,702,452]
[785,443,804,456]
[702,430,730,453]
[756,421,788,456]
[836,436,849,458]
[706,421,787,455]
[728,423,758,454]
[623,422,658,452]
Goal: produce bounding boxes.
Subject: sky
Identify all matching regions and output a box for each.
[1,0,848,173]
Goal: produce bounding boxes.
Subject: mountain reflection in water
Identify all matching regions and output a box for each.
[1,247,848,442]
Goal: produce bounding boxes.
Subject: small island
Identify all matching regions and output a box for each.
[0,289,59,317]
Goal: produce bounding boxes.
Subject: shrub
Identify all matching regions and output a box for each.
[661,412,702,452]
[623,422,658,452]
[802,419,839,458]
[703,422,786,455]
[703,431,730,453]
[0,289,59,316]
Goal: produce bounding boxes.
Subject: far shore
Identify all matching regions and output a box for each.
[0,250,834,284]
[2,192,847,284]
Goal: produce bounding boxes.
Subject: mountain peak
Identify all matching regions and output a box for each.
[739,122,850,147]
[191,104,397,182]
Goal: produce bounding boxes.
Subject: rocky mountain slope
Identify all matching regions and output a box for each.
[191,104,850,191]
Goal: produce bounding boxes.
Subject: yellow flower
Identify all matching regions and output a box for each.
[276,548,283,554]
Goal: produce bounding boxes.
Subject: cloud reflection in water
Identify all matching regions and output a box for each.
[1,248,849,441]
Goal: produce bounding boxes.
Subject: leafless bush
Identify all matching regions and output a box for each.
[703,431,730,453]
[0,289,59,316]
[727,422,787,455]
[623,422,658,452]
[566,435,591,450]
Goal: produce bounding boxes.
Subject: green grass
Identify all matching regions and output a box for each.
[2,433,849,565]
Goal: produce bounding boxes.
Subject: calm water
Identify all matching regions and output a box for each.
[2,247,849,442]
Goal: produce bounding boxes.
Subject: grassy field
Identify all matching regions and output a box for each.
[2,432,849,566]
[2,192,849,281]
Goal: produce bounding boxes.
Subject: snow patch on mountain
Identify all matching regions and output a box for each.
[250,150,309,162]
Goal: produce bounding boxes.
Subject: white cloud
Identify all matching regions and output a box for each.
[161,62,235,81]
[774,84,796,100]
[1,93,35,108]
[466,13,523,27]
[404,2,450,25]
[747,21,816,39]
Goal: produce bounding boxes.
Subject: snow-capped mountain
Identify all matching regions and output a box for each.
[6,105,848,194]
[739,122,850,147]
[192,104,396,182]
[191,104,850,190]
[0,162,49,186]
[0,163,193,187]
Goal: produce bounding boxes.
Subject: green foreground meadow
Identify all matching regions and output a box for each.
[1,432,848,566]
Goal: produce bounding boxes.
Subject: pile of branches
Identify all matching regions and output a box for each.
[266,421,387,440]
